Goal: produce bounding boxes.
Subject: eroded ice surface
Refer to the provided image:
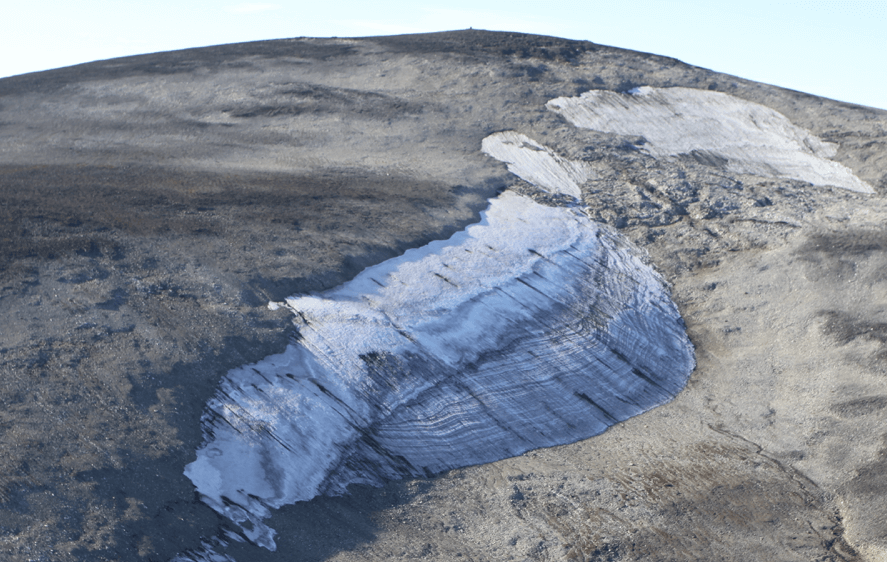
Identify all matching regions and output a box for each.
[547,86,874,193]
[481,131,593,198]
[184,191,695,550]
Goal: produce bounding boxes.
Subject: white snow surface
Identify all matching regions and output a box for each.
[547,86,874,193]
[184,191,694,550]
[481,131,593,198]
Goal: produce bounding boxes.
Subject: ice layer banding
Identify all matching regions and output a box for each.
[185,186,695,549]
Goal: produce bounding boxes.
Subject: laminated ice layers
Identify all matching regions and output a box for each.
[184,190,695,550]
[548,86,874,193]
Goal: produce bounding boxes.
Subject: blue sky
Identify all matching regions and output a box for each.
[2,1,885,110]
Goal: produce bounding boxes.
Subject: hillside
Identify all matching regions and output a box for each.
[1,30,886,561]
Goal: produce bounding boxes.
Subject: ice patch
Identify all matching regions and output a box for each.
[481,131,593,198]
[184,191,694,550]
[547,86,874,193]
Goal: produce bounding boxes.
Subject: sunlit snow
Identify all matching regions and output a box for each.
[548,86,874,193]
[481,131,593,198]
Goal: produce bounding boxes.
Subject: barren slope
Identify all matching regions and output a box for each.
[1,30,886,562]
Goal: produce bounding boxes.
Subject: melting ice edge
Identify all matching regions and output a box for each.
[184,190,695,550]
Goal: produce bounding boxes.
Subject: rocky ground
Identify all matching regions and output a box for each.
[0,30,885,561]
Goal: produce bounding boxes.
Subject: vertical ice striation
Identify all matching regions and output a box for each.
[185,188,694,550]
[547,86,874,193]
